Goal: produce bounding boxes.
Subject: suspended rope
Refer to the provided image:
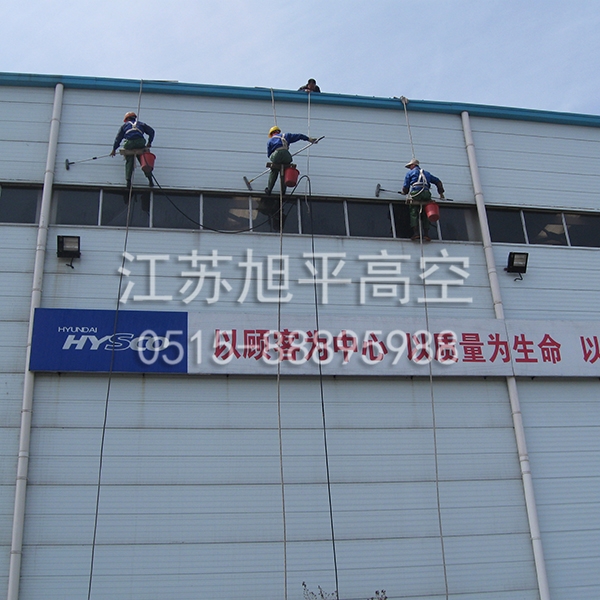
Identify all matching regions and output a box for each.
[276,176,289,600]
[137,79,144,117]
[304,92,341,600]
[271,88,278,128]
[400,96,416,160]
[87,182,135,600]
[87,79,146,600]
[415,213,450,600]
[401,94,450,599]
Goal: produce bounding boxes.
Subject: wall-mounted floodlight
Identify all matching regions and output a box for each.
[57,235,81,262]
[506,252,528,280]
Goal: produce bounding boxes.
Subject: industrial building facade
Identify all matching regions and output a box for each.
[1,72,599,600]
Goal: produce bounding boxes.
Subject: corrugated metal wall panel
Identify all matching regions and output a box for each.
[20,374,537,599]
[0,375,23,427]
[50,88,473,201]
[0,87,54,183]
[12,79,600,599]
[494,243,600,320]
[41,226,496,321]
[518,378,600,600]
[470,116,600,211]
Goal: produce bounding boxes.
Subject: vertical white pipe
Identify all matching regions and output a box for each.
[7,82,64,600]
[461,111,551,600]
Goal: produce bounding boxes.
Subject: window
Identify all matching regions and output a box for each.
[0,186,40,223]
[347,201,393,238]
[252,197,299,234]
[438,206,480,242]
[564,213,600,248]
[101,191,149,227]
[300,199,346,236]
[153,192,200,230]
[392,203,413,239]
[36,184,600,249]
[523,210,567,246]
[487,208,526,243]
[54,189,100,225]
[203,195,250,231]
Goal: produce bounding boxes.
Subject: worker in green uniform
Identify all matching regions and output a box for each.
[402,158,445,241]
[110,112,155,188]
[265,126,318,195]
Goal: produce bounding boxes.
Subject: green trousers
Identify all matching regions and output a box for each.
[409,188,432,231]
[266,148,292,194]
[123,137,147,182]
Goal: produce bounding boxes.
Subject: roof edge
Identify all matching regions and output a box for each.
[2,71,600,128]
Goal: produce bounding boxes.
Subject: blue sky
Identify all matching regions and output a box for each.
[4,0,600,114]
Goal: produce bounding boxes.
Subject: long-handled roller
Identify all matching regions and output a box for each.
[65,153,112,170]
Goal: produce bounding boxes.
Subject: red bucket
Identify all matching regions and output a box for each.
[139,151,156,175]
[425,201,440,222]
[284,166,299,187]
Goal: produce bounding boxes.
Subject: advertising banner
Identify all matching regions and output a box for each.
[29,308,600,377]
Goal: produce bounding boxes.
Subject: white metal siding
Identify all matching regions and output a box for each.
[22,374,537,600]
[494,243,600,320]
[470,116,600,212]
[5,77,600,600]
[518,379,600,600]
[0,87,54,183]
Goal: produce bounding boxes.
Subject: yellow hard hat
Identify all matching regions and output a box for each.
[269,126,281,135]
[124,112,137,122]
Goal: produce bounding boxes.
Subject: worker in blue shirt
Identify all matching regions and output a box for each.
[402,158,445,241]
[110,112,155,188]
[265,126,318,195]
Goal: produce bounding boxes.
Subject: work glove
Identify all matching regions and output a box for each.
[309,137,319,144]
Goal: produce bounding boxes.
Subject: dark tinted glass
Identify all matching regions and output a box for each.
[347,202,393,238]
[439,206,479,241]
[392,203,412,239]
[0,186,39,223]
[565,213,600,247]
[153,193,200,229]
[55,189,99,225]
[523,211,567,245]
[487,209,526,243]
[301,200,346,235]
[252,197,299,233]
[203,195,250,231]
[101,191,150,227]
[392,202,440,240]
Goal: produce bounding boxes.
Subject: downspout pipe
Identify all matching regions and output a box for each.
[461,111,551,600]
[7,82,64,600]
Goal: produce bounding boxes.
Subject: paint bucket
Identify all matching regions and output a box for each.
[425,201,440,222]
[139,152,156,175]
[284,166,300,187]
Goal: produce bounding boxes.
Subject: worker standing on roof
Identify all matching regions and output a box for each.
[110,112,155,189]
[298,78,321,93]
[402,158,445,241]
[265,126,319,195]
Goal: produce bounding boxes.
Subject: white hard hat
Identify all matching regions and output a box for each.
[405,158,419,168]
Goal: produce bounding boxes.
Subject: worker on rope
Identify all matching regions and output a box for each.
[265,126,319,195]
[402,158,445,241]
[298,78,321,93]
[110,112,155,189]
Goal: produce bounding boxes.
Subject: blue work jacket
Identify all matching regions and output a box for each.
[267,133,309,156]
[113,120,155,151]
[402,167,443,195]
